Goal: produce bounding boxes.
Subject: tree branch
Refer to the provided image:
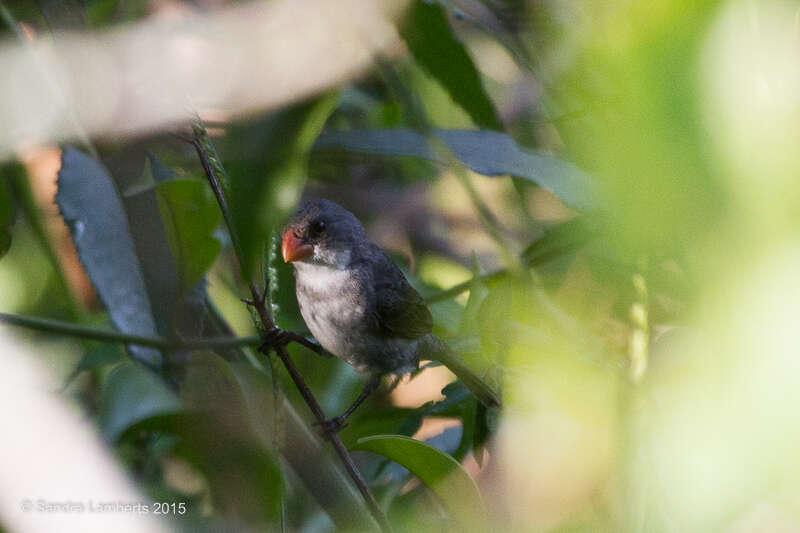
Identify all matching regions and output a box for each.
[0,311,261,350]
[191,123,391,533]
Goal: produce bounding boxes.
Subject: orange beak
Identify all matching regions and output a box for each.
[281,230,313,262]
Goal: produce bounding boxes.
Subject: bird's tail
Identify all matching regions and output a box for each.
[424,336,501,408]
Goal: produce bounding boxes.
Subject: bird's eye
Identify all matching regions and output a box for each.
[309,219,326,235]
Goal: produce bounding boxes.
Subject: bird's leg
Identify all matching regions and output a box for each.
[257,327,332,358]
[319,376,381,436]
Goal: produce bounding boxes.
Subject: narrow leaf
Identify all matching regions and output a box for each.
[401,1,502,130]
[56,147,161,366]
[314,128,597,209]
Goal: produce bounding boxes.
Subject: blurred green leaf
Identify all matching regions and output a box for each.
[522,215,595,267]
[181,352,385,530]
[225,94,338,279]
[76,344,125,373]
[315,128,597,209]
[459,255,488,334]
[56,147,161,367]
[353,435,487,529]
[98,361,181,442]
[86,0,118,26]
[178,352,283,526]
[401,1,502,131]
[555,2,720,255]
[63,343,125,389]
[155,178,221,289]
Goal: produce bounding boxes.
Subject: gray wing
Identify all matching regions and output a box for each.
[367,248,433,340]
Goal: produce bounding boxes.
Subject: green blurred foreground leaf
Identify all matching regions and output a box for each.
[314,128,597,209]
[401,1,502,131]
[56,147,161,367]
[353,434,487,530]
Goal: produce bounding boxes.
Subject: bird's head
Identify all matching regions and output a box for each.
[281,199,366,268]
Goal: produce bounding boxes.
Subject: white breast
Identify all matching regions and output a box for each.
[296,263,351,293]
[293,260,421,375]
[293,261,366,359]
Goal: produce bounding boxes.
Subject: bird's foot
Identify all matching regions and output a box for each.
[315,415,348,437]
[258,327,331,357]
[257,327,296,353]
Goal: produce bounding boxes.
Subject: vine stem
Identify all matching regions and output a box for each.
[190,123,391,533]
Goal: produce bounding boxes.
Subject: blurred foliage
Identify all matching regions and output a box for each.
[3,0,800,532]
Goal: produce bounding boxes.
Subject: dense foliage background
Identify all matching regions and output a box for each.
[1,0,799,532]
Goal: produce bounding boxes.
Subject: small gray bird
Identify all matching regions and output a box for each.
[281,199,500,431]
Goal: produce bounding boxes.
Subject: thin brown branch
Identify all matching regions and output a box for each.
[191,124,391,533]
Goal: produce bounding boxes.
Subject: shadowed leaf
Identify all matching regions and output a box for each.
[315,128,597,209]
[56,147,161,367]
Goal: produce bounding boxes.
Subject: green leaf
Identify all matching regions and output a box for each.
[56,147,161,367]
[118,152,212,342]
[315,128,597,210]
[0,161,22,258]
[522,215,595,267]
[423,380,472,417]
[353,435,487,529]
[401,1,502,131]
[63,344,125,389]
[459,254,489,334]
[155,178,221,289]
[225,93,338,278]
[339,407,424,448]
[178,352,284,525]
[75,344,125,372]
[98,361,181,442]
[0,180,12,257]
